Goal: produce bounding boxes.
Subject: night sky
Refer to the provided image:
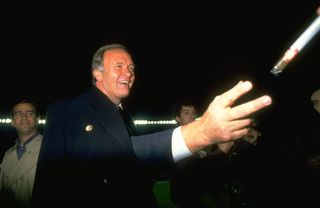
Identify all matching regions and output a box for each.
[1,1,319,128]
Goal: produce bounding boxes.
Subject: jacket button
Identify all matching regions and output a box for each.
[85,125,93,132]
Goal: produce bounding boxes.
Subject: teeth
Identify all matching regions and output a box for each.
[120,80,128,84]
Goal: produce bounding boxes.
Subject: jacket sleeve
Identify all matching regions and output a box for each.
[131,128,175,167]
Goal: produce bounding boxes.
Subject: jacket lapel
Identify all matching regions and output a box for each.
[8,135,41,187]
[83,87,135,154]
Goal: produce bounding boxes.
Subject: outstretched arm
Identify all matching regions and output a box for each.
[181,81,272,153]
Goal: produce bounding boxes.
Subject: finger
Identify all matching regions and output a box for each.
[218,81,253,108]
[229,95,272,120]
[228,119,252,131]
[230,128,250,141]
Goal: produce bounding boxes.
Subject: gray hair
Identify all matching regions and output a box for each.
[91,43,128,84]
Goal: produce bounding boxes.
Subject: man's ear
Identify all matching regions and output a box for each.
[175,116,180,124]
[11,120,15,128]
[93,69,103,81]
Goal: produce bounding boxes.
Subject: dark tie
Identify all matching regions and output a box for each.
[118,106,138,136]
[17,144,26,160]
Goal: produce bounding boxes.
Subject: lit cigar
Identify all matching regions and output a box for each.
[271,15,320,75]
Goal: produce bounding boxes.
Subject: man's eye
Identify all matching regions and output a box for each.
[128,66,135,72]
[14,112,22,117]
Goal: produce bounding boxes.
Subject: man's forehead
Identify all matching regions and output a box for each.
[181,105,195,110]
[14,103,34,111]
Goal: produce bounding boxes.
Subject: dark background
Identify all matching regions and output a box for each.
[0,1,319,117]
[0,1,319,206]
[1,1,319,142]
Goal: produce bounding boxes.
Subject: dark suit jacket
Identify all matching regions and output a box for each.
[32,86,174,207]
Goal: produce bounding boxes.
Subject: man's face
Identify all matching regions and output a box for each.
[94,49,135,104]
[12,103,38,134]
[176,105,197,125]
[311,89,320,114]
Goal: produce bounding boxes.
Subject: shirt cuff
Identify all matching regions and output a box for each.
[172,126,193,162]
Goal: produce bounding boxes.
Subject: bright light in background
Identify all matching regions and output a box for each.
[0,118,176,126]
[0,118,11,124]
[134,119,177,125]
[0,117,200,126]
[0,118,46,125]
[38,119,46,124]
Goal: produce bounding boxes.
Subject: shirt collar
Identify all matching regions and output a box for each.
[15,131,39,147]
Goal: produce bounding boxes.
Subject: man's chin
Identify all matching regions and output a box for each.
[119,92,130,99]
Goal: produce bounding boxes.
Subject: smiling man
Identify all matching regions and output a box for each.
[32,43,271,208]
